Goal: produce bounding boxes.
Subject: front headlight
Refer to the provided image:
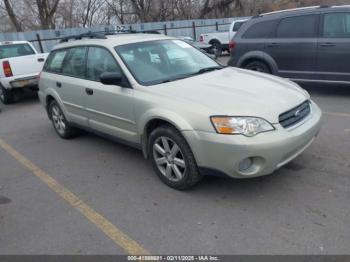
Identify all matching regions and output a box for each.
[210,116,275,137]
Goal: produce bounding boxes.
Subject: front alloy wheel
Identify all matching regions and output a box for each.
[153,137,186,182]
[149,125,203,190]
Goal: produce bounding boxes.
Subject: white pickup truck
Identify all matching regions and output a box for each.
[0,41,48,104]
[199,19,248,56]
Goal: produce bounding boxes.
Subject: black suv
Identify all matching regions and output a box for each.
[228,5,350,84]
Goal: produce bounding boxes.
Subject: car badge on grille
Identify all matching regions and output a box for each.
[294,109,302,117]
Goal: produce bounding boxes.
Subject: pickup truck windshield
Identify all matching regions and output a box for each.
[115,40,220,86]
[0,44,35,60]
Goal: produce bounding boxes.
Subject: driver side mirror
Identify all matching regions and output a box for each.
[100,72,125,86]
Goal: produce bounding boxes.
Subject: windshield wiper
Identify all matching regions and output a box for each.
[191,66,223,76]
[159,66,223,84]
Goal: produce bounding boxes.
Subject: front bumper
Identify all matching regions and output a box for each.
[182,101,322,178]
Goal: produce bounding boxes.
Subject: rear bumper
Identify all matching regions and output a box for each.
[1,74,39,89]
[182,101,322,179]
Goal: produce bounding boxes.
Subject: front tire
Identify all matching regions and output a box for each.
[149,125,203,190]
[244,60,271,74]
[0,85,14,105]
[49,100,78,139]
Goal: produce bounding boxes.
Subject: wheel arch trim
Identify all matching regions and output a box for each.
[237,51,278,75]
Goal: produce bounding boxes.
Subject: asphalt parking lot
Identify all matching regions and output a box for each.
[0,56,349,255]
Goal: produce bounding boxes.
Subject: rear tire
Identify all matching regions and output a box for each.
[148,125,203,190]
[210,41,223,57]
[0,85,14,105]
[244,60,271,74]
[49,100,79,139]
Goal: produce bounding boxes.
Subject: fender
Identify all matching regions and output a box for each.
[237,51,279,75]
[138,108,194,158]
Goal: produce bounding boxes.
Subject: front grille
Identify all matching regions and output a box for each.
[279,101,311,128]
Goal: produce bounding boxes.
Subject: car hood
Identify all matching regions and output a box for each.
[150,67,309,124]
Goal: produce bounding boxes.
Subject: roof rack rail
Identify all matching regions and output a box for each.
[59,29,162,43]
[257,5,322,17]
[105,29,162,35]
[60,31,107,43]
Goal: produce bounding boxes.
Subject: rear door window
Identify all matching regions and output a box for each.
[243,20,276,38]
[45,50,68,73]
[0,43,35,59]
[276,15,318,38]
[323,12,350,38]
[86,47,121,82]
[61,47,87,78]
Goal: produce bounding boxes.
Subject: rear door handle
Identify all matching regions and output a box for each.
[267,43,279,47]
[56,82,62,88]
[37,58,45,62]
[320,42,335,47]
[85,88,93,95]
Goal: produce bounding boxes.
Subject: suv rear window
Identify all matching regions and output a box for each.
[323,13,350,38]
[0,44,35,59]
[242,20,276,39]
[276,15,318,38]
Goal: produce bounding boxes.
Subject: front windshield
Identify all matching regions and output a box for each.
[115,39,221,86]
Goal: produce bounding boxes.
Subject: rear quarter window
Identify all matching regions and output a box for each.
[242,20,276,39]
[44,50,68,73]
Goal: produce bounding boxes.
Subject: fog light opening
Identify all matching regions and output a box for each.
[238,157,253,172]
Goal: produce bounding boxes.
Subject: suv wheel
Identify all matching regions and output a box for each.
[244,60,271,74]
[49,100,78,139]
[0,85,14,105]
[149,125,203,190]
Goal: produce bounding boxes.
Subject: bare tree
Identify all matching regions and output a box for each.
[3,0,23,31]
[36,0,60,29]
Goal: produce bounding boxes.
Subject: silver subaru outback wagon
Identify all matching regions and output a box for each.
[38,32,322,190]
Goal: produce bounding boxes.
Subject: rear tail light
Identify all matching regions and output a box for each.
[229,40,236,53]
[199,35,204,42]
[3,60,13,77]
[38,71,42,81]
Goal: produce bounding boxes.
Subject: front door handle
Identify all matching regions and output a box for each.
[37,58,45,62]
[320,42,335,47]
[85,88,93,95]
[56,82,62,88]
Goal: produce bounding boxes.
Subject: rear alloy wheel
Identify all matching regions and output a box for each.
[244,61,271,74]
[149,125,203,190]
[49,100,78,139]
[0,85,14,105]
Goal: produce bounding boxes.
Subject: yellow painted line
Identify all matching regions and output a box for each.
[324,111,350,118]
[0,138,150,255]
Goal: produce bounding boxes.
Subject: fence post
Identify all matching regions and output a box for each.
[36,33,44,53]
[192,21,196,41]
[163,24,167,35]
[216,21,219,31]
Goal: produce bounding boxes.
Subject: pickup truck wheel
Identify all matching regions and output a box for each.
[49,100,78,139]
[149,125,203,190]
[244,61,271,74]
[210,41,222,57]
[0,85,14,105]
